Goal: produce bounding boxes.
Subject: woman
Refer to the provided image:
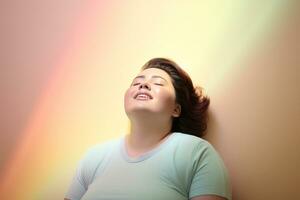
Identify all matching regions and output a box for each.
[64,58,232,200]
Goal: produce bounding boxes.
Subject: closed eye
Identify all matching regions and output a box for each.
[131,82,163,86]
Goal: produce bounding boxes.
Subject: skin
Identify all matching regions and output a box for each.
[64,68,227,200]
[124,68,181,156]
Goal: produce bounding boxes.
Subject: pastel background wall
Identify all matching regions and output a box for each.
[0,1,299,199]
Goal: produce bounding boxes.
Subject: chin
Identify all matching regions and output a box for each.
[126,108,152,115]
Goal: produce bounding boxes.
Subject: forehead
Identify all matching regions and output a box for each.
[136,68,172,81]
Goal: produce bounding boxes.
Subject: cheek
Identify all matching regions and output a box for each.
[124,88,137,111]
[124,88,132,103]
[155,88,176,105]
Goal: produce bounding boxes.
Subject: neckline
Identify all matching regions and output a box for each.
[120,132,177,163]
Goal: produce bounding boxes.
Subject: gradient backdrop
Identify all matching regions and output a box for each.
[0,1,299,199]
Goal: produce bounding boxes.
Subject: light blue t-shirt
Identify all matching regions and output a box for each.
[65,132,232,200]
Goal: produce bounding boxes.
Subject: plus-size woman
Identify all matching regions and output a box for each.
[65,58,232,200]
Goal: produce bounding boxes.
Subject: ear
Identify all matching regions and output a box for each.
[172,104,181,117]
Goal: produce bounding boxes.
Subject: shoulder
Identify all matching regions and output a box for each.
[173,132,209,144]
[172,132,225,169]
[75,137,121,184]
[79,137,120,169]
[172,132,214,154]
[173,133,232,200]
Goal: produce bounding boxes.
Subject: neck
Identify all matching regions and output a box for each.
[126,116,172,153]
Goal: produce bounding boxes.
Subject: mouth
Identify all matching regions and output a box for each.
[134,92,153,100]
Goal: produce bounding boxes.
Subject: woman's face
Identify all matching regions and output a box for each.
[124,68,180,119]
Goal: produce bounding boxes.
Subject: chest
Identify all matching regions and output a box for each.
[81,152,192,200]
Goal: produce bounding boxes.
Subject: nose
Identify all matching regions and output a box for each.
[139,82,151,90]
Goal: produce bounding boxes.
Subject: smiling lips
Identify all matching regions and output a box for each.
[134,92,153,100]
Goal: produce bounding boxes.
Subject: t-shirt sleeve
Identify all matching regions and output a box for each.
[189,141,232,200]
[64,157,89,200]
[64,143,110,200]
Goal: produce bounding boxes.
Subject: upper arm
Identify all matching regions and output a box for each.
[64,159,88,200]
[189,142,232,200]
[64,143,113,200]
[64,147,100,200]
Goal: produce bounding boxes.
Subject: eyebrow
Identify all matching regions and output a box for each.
[133,75,167,82]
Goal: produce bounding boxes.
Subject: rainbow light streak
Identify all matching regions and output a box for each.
[0,1,290,199]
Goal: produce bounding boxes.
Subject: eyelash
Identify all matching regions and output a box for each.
[132,83,163,86]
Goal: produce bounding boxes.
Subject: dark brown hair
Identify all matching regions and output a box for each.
[141,57,210,138]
